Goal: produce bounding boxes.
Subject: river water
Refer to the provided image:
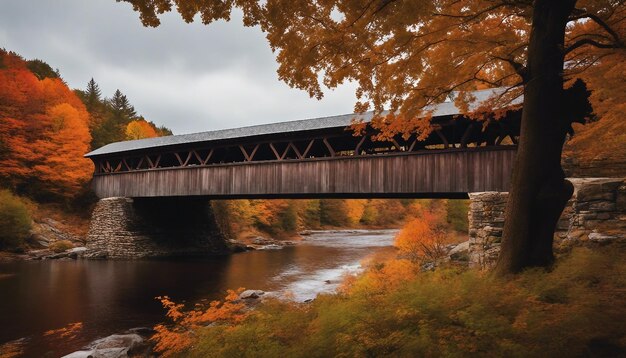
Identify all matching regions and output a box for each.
[0,229,397,357]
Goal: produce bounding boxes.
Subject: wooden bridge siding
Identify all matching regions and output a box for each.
[91,148,516,198]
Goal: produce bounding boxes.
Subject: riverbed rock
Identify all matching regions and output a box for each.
[588,232,618,244]
[252,237,274,245]
[68,247,88,259]
[448,241,469,262]
[239,290,265,299]
[260,244,283,250]
[62,333,145,358]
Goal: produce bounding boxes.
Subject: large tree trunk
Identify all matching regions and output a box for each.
[494,0,577,275]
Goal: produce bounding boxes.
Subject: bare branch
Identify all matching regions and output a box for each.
[565,38,625,55]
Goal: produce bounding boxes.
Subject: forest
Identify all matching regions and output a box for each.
[0,49,171,251]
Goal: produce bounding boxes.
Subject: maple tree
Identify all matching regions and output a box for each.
[125,119,159,139]
[120,0,624,274]
[0,50,93,199]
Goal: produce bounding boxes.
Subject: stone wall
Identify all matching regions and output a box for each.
[468,178,625,269]
[85,197,230,259]
[467,192,507,269]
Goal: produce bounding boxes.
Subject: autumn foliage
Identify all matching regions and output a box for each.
[125,119,158,140]
[0,50,92,198]
[152,247,626,357]
[395,213,448,264]
[211,198,455,240]
[151,289,249,356]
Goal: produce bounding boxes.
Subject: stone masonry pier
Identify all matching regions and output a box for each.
[85,197,229,259]
[468,178,626,268]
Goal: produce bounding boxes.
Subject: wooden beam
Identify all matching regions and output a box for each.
[122,158,132,171]
[460,124,473,148]
[153,155,161,168]
[183,152,193,166]
[202,149,214,165]
[135,157,144,170]
[302,139,315,158]
[249,144,259,161]
[434,129,449,149]
[239,145,250,161]
[323,137,336,157]
[269,143,282,160]
[146,156,154,168]
[391,138,403,152]
[355,135,367,155]
[174,152,184,166]
[192,150,203,164]
[289,142,302,159]
[239,144,260,162]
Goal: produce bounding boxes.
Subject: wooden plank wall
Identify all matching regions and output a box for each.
[91,147,517,199]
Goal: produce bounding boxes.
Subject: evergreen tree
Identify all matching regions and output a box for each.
[85,78,102,112]
[108,89,137,124]
[25,59,59,80]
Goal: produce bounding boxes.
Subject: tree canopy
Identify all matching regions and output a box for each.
[118,0,624,273]
[0,50,92,199]
[0,49,173,201]
[119,0,623,138]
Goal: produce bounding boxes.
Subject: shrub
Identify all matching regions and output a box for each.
[0,190,32,250]
[49,239,73,253]
[446,199,469,232]
[159,247,626,358]
[395,213,449,263]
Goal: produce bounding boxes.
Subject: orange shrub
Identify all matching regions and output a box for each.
[395,212,448,263]
[152,289,249,356]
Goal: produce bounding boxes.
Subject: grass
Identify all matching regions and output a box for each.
[155,246,626,357]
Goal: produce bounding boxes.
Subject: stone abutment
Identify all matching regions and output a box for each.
[85,197,229,259]
[468,178,626,269]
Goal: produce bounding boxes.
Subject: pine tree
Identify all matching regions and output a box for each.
[85,78,102,112]
[108,89,137,125]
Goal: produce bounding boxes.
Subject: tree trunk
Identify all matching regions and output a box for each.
[494,0,577,275]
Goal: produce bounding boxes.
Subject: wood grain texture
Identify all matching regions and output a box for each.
[92,147,517,199]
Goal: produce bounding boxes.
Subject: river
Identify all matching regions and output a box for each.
[0,229,397,357]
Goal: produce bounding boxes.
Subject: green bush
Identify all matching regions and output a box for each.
[49,240,73,253]
[319,199,350,227]
[0,190,32,250]
[446,199,469,232]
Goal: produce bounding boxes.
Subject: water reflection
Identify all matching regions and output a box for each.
[0,229,396,356]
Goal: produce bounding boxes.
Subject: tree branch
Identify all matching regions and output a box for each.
[564,38,624,55]
[491,55,528,81]
[570,10,624,46]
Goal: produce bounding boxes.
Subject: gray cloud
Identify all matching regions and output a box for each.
[0,0,357,134]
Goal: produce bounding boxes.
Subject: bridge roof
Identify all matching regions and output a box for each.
[85,87,516,158]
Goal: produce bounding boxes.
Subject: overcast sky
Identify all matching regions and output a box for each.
[0,0,358,134]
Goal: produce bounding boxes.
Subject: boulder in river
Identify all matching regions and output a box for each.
[62,333,146,358]
[239,289,265,299]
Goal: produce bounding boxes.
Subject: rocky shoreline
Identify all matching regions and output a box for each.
[57,288,284,358]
